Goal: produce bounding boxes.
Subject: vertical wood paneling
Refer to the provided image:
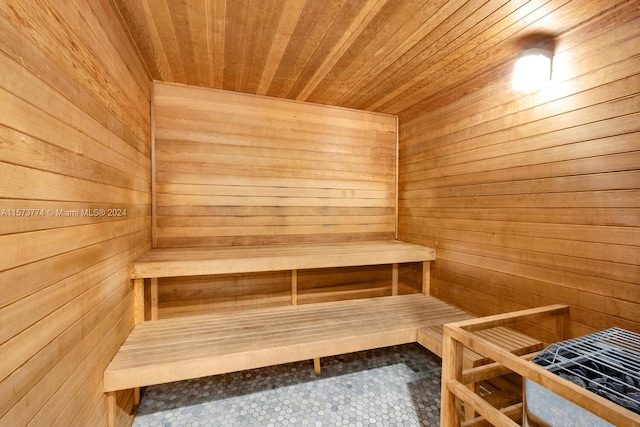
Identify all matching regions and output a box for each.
[398,2,640,341]
[0,1,150,426]
[153,81,397,248]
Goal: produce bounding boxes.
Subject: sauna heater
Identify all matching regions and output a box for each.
[523,327,640,426]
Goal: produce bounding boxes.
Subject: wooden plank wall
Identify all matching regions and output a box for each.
[158,265,398,318]
[155,264,424,319]
[398,2,640,343]
[0,1,151,426]
[153,82,398,316]
[153,81,397,247]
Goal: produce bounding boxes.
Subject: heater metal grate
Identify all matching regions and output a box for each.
[531,327,640,415]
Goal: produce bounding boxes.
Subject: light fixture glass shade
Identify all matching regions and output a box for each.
[512,48,553,92]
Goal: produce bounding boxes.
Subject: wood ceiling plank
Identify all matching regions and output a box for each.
[205,0,226,88]
[112,1,631,116]
[140,0,176,82]
[266,0,344,98]
[397,0,556,121]
[147,0,187,83]
[308,0,424,106]
[234,0,266,91]
[274,0,345,97]
[285,0,371,100]
[243,0,285,93]
[222,0,247,90]
[111,0,162,80]
[256,0,307,95]
[294,0,387,101]
[183,0,210,86]
[320,0,460,108]
[166,0,199,86]
[386,0,618,115]
[387,0,563,113]
[353,0,514,111]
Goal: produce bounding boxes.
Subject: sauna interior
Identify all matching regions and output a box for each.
[2,0,639,426]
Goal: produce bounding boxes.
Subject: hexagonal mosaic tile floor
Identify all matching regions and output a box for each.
[133,343,442,426]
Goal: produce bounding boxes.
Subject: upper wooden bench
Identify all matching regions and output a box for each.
[130,240,436,323]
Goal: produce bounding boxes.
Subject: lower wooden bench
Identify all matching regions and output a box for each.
[104,294,543,426]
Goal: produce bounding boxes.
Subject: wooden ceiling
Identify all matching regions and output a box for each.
[113,0,613,118]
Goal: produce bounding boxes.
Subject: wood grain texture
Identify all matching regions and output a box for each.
[0,1,151,426]
[398,1,640,341]
[112,0,623,117]
[3,1,639,425]
[153,81,397,248]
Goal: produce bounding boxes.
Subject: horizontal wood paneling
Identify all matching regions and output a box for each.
[155,262,425,318]
[0,1,150,426]
[4,1,638,424]
[157,265,398,318]
[297,265,394,304]
[153,81,397,248]
[153,82,397,315]
[158,271,291,318]
[398,1,640,342]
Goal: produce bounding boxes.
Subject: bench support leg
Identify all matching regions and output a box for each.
[133,387,141,406]
[106,391,116,427]
[391,263,398,295]
[150,278,158,320]
[422,261,431,295]
[441,328,463,427]
[313,357,321,376]
[556,309,569,342]
[134,278,144,325]
[463,382,479,421]
[291,269,297,306]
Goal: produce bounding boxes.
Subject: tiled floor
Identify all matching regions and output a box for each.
[133,343,443,426]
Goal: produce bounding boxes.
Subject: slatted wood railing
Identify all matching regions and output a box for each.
[440,305,640,427]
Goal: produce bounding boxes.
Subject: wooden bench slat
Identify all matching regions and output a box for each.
[114,309,470,366]
[110,296,467,360]
[131,296,460,337]
[124,295,456,338]
[418,324,544,368]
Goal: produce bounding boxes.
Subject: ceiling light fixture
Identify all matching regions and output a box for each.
[512,47,553,92]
